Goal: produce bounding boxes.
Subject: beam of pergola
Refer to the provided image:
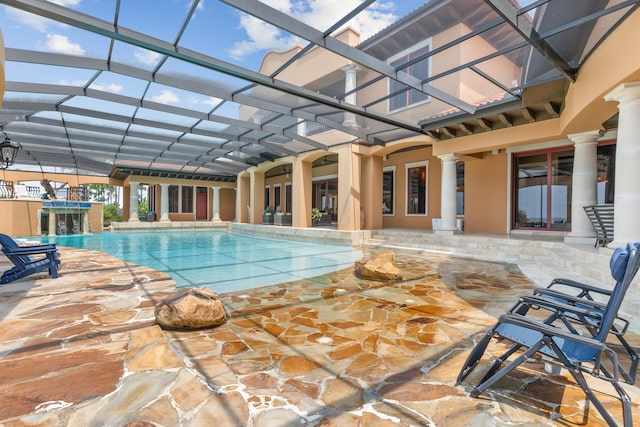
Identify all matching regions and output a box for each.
[0,0,425,135]
[5,80,330,153]
[221,0,476,115]
[483,0,576,82]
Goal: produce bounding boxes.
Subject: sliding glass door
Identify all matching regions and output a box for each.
[513,148,573,231]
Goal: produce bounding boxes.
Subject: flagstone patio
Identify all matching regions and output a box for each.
[1,246,638,426]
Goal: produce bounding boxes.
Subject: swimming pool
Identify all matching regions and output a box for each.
[36,230,363,293]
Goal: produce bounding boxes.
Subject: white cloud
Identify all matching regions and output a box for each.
[46,34,86,55]
[151,90,179,104]
[90,82,124,93]
[189,96,223,108]
[57,80,123,93]
[4,1,82,31]
[134,48,162,66]
[229,14,299,60]
[49,0,83,5]
[188,0,205,13]
[5,8,50,32]
[59,79,87,86]
[229,1,399,60]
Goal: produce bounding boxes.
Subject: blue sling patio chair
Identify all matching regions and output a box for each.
[0,234,60,284]
[513,249,640,385]
[457,242,640,427]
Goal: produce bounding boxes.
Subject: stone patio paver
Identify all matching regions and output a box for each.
[0,247,638,426]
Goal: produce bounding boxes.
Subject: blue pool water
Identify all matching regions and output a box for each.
[36,231,363,294]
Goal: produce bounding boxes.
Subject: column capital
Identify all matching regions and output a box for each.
[567,130,600,145]
[437,153,459,162]
[604,81,640,104]
[341,63,359,74]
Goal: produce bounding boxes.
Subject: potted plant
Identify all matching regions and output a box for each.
[274,211,292,226]
[262,206,274,224]
[311,207,323,225]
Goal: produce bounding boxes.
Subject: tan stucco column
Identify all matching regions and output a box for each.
[249,169,265,224]
[159,183,170,222]
[336,144,362,230]
[565,131,599,244]
[292,157,312,228]
[211,186,221,222]
[128,182,140,222]
[360,154,383,230]
[236,173,250,223]
[437,154,460,234]
[605,82,640,246]
[341,64,359,128]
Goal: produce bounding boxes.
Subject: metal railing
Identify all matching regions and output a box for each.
[0,181,88,201]
[0,180,15,199]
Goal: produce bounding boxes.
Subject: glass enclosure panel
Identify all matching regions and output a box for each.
[383,169,394,214]
[406,164,427,215]
[550,150,573,230]
[597,144,616,204]
[514,153,547,228]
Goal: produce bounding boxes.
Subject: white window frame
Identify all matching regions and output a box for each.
[383,165,396,216]
[405,160,429,216]
[387,38,432,114]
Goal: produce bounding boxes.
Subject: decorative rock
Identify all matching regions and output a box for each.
[354,252,403,281]
[155,287,228,329]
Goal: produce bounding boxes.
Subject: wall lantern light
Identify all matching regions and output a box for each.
[0,130,20,169]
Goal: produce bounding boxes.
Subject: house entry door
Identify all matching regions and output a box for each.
[196,187,208,220]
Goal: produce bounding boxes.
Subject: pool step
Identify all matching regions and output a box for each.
[366,229,612,287]
[367,230,640,330]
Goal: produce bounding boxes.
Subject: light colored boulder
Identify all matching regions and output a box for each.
[354,252,403,281]
[155,287,228,330]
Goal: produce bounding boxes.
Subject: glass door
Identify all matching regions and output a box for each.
[513,148,573,231]
[312,178,338,223]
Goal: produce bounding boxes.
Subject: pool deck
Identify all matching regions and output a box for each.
[1,236,639,426]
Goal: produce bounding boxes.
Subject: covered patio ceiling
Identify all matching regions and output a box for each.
[0,0,637,181]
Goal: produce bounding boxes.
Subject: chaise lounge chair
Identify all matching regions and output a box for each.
[0,234,60,284]
[457,242,640,427]
[514,257,640,385]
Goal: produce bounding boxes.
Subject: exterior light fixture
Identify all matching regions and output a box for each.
[0,130,20,169]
